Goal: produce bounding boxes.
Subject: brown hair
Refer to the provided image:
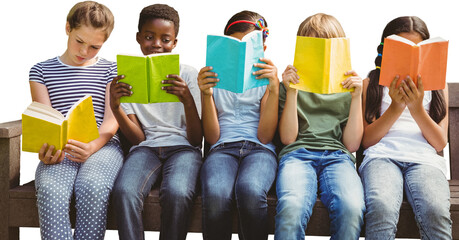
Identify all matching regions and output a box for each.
[67,1,114,40]
[297,13,345,38]
[138,4,180,37]
[365,16,446,124]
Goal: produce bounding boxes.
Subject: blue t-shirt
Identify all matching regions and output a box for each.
[211,86,276,154]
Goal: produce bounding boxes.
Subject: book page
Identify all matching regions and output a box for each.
[117,54,150,103]
[243,31,268,92]
[148,53,180,103]
[66,95,99,144]
[292,36,327,93]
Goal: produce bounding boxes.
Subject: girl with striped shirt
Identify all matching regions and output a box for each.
[29,2,123,239]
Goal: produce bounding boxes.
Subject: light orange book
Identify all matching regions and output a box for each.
[379,34,448,90]
[22,95,99,153]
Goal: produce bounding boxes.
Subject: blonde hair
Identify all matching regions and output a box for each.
[297,13,345,38]
[67,1,114,40]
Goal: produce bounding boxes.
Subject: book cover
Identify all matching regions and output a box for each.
[291,36,352,94]
[206,30,269,93]
[22,95,99,153]
[117,53,180,103]
[379,34,448,90]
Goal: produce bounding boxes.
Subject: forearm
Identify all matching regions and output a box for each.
[279,90,298,145]
[201,94,220,145]
[411,107,448,151]
[111,107,145,145]
[184,101,203,147]
[362,104,403,149]
[342,95,363,152]
[258,89,279,144]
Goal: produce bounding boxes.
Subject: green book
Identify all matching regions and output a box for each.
[116,53,180,103]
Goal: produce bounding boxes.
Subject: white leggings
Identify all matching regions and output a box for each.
[35,139,124,240]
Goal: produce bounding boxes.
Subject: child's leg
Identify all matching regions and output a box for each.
[112,146,162,240]
[73,140,123,240]
[360,158,403,240]
[35,158,79,240]
[275,148,319,240]
[404,163,452,239]
[201,143,240,240]
[158,146,202,240]
[234,142,277,240]
[318,150,365,240]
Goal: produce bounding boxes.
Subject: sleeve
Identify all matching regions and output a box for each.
[181,65,202,117]
[107,61,118,83]
[278,82,287,120]
[29,62,44,84]
[121,102,135,115]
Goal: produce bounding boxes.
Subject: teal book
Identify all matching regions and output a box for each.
[206,31,268,93]
[116,53,180,103]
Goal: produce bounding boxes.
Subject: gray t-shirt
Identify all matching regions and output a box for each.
[121,64,201,150]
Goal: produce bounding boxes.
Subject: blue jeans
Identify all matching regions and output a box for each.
[35,139,123,240]
[360,158,452,239]
[275,148,365,240]
[201,141,277,240]
[112,145,202,240]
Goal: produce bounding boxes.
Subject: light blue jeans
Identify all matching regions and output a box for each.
[35,139,124,240]
[275,148,365,240]
[112,145,202,240]
[360,157,452,239]
[201,141,277,240]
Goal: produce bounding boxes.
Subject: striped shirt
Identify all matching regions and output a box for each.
[29,57,117,126]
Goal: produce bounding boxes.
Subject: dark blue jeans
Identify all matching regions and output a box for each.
[201,141,277,240]
[112,145,202,240]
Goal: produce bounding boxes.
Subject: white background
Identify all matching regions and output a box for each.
[1,0,457,239]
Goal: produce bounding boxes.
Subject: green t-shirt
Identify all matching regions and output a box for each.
[278,83,355,162]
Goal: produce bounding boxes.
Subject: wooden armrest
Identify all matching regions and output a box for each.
[0,120,22,189]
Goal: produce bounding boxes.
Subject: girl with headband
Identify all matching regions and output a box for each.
[197,10,279,240]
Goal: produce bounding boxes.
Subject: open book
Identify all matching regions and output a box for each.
[380,34,448,90]
[22,95,99,153]
[206,30,268,93]
[291,36,352,94]
[117,53,180,103]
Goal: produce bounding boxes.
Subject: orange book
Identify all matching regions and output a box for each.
[379,34,448,90]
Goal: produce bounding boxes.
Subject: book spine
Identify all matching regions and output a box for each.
[62,120,68,151]
[146,57,151,102]
[324,39,331,93]
[412,46,420,85]
[240,42,246,93]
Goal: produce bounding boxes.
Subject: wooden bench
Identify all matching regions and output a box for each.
[2,82,459,239]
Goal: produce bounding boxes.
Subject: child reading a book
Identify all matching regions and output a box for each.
[197,10,279,240]
[109,4,202,240]
[360,16,452,239]
[275,13,365,239]
[29,2,123,239]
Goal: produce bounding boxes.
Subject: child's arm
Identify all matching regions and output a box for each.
[162,74,203,147]
[401,76,448,151]
[362,76,406,149]
[30,82,65,164]
[254,58,279,144]
[64,82,120,162]
[108,75,146,145]
[341,70,364,153]
[279,65,300,145]
[197,66,220,145]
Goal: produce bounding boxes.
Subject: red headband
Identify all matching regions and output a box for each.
[225,20,256,33]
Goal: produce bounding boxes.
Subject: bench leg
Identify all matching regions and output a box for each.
[0,226,19,240]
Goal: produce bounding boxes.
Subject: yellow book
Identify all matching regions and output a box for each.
[291,36,352,94]
[22,95,99,153]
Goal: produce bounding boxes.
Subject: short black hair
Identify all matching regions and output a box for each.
[138,4,179,36]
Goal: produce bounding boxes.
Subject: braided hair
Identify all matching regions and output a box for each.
[365,16,446,124]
